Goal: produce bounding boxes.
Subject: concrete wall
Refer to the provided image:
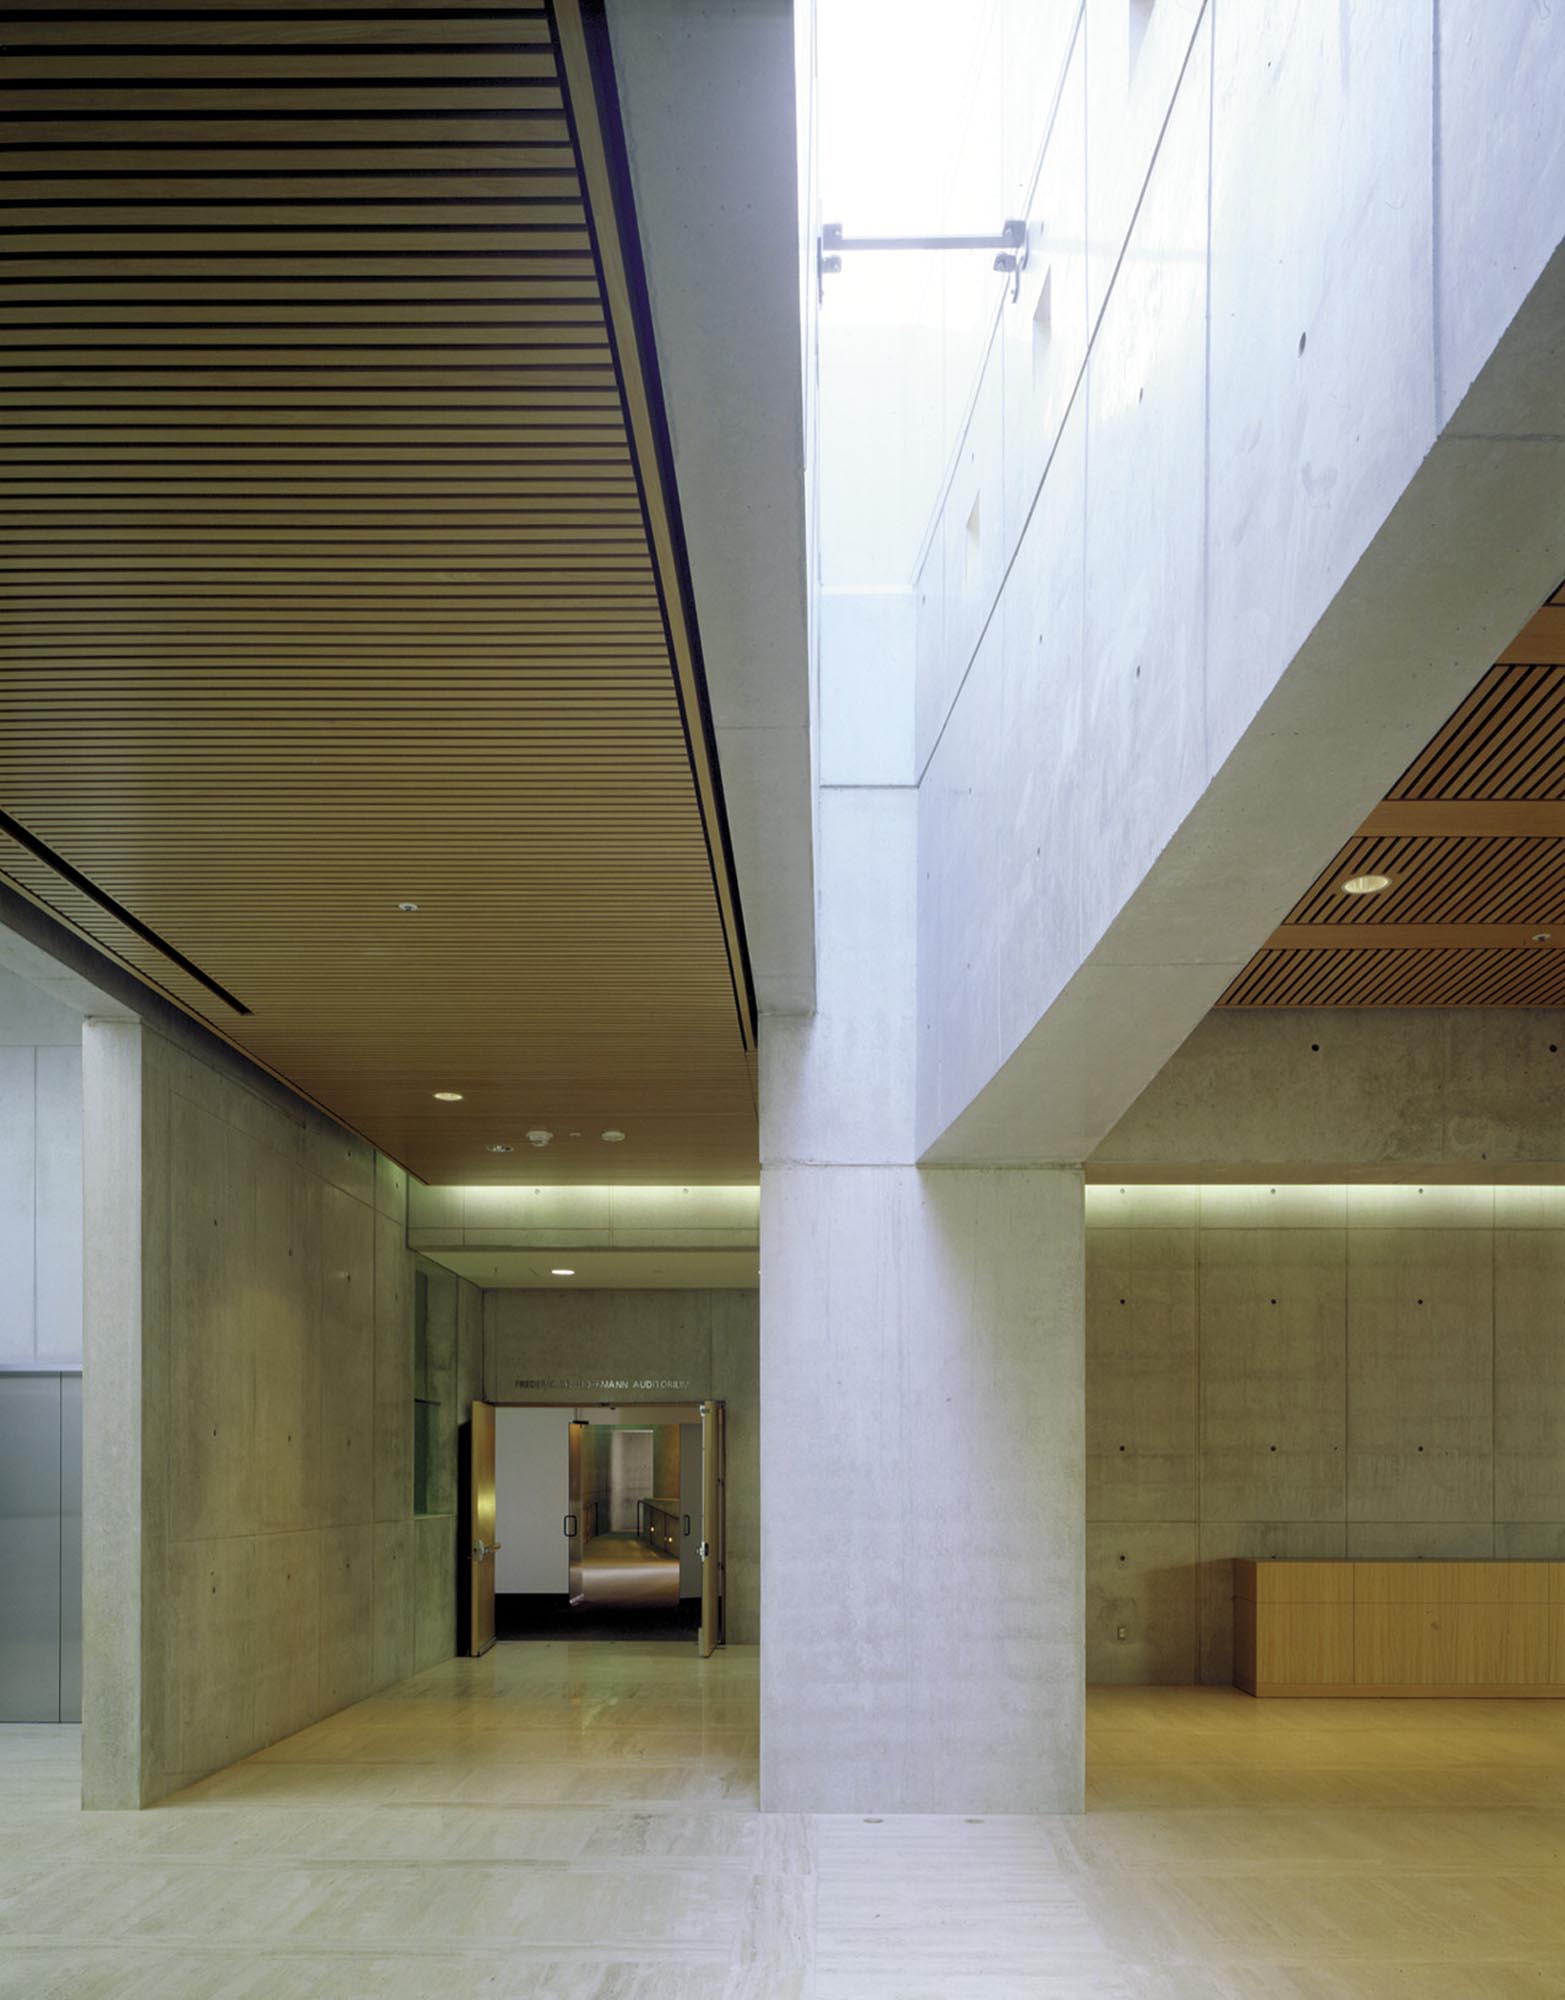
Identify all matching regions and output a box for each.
[483,1288,758,1642]
[1085,1180,1565,1686]
[1094,1007,1565,1179]
[0,967,81,1368]
[875,0,1565,1162]
[82,1016,481,1807]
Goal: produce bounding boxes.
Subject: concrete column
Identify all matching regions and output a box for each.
[80,1018,157,1808]
[760,1160,1084,1813]
[759,593,1085,1812]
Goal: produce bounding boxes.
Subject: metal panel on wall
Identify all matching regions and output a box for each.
[0,1374,61,1722]
[59,1375,82,1723]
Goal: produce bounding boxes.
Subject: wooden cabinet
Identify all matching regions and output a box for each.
[1235,1559,1565,1696]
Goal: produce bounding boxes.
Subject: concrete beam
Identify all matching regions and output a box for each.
[606,0,815,1016]
[925,244,1565,1164]
[407,1179,758,1252]
[1090,1006,1565,1181]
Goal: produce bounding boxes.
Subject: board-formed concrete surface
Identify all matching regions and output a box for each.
[82,1017,482,1807]
[7,1653,1565,1993]
[1085,1181,1565,1685]
[1093,1008,1565,1177]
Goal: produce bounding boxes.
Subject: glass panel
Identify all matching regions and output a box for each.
[413,1398,439,1518]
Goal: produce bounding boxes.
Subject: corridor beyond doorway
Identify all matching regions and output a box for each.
[496,1529,695,1643]
[578,1531,679,1608]
[489,1403,708,1645]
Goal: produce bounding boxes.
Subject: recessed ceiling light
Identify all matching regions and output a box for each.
[396,901,419,913]
[433,1090,464,1102]
[1533,932,1553,945]
[551,1267,575,1277]
[526,1128,553,1147]
[486,1143,513,1154]
[601,1129,626,1143]
[1341,873,1391,896]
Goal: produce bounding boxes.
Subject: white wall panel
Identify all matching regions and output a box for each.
[34,1046,82,1368]
[0,1049,36,1367]
[494,1407,571,1596]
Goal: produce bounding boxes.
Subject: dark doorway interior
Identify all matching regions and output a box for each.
[496,1592,699,1642]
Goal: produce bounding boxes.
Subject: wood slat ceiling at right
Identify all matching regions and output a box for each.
[1223,590,1565,1008]
[0,1,758,1184]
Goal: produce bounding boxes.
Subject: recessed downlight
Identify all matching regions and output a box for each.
[432,1090,464,1102]
[486,1143,513,1154]
[1341,873,1391,896]
[396,901,419,913]
[551,1267,575,1277]
[601,1128,626,1143]
[525,1128,553,1147]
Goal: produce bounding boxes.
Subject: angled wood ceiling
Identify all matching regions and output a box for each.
[0,0,758,1183]
[1223,591,1565,1009]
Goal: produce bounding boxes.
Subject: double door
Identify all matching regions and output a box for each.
[466,1399,724,1657]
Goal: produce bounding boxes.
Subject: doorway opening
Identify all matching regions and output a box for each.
[462,1401,724,1654]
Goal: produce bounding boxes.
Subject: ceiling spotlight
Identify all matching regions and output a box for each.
[396,901,419,913]
[601,1129,626,1143]
[1341,873,1391,896]
[486,1143,514,1154]
[432,1090,464,1102]
[1533,932,1553,945]
[526,1128,553,1147]
[551,1267,576,1277]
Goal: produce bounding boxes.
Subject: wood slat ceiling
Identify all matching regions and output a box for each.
[1222,591,1565,1009]
[0,0,758,1183]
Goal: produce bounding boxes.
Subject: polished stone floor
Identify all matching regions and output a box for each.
[579,1530,680,1606]
[5,1654,1565,1995]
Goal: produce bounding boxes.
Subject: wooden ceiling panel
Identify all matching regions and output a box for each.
[0,2,757,1183]
[1222,607,1565,1011]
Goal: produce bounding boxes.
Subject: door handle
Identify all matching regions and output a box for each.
[698,1540,710,1560]
[563,1513,578,1537]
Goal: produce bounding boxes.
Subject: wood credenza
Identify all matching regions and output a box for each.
[1235,1559,1565,1696]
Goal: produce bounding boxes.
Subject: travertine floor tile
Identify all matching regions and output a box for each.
[5,1658,1565,1992]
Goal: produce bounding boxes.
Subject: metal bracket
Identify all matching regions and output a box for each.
[992,222,1029,304]
[818,219,1027,304]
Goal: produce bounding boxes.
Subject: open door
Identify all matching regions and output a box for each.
[698,1399,725,1657]
[468,1399,498,1656]
[566,1419,587,1603]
